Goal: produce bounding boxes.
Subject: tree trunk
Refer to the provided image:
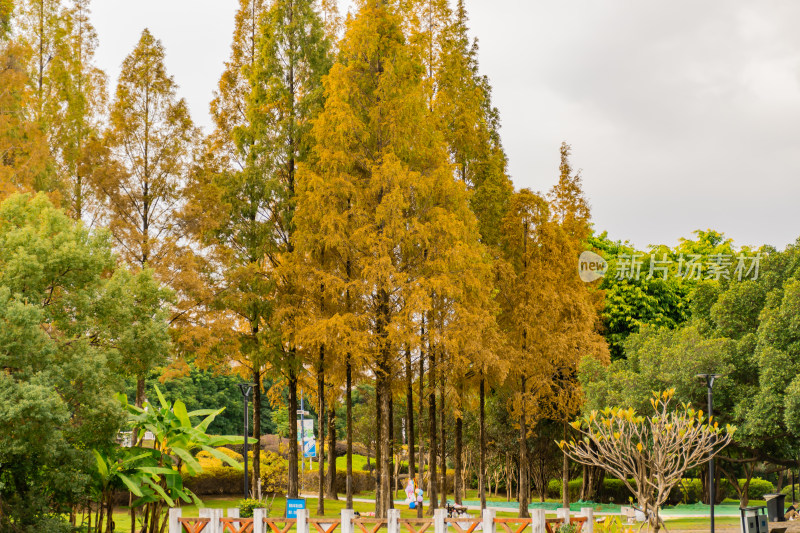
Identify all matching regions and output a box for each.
[389,395,395,508]
[439,365,447,509]
[479,376,486,510]
[346,356,353,508]
[455,388,463,505]
[288,369,299,500]
[252,368,262,499]
[580,464,604,502]
[129,494,135,533]
[380,371,391,518]
[136,377,145,408]
[317,359,325,515]
[106,499,113,533]
[518,385,529,517]
[376,373,383,515]
[428,342,438,512]
[506,453,511,502]
[562,421,569,510]
[418,325,426,518]
[406,347,416,488]
[97,496,104,533]
[327,405,337,499]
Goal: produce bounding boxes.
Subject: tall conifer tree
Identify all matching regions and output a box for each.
[246,0,331,499]
[195,0,274,499]
[98,28,196,406]
[293,0,493,516]
[50,0,107,222]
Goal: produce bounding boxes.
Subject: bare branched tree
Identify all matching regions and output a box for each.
[560,389,735,532]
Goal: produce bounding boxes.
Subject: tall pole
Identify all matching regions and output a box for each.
[697,374,720,533]
[239,383,253,499]
[708,377,715,533]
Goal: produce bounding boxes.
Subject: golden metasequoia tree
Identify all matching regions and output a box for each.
[430,0,512,508]
[97,28,197,406]
[50,0,107,222]
[547,143,610,509]
[291,0,494,516]
[0,39,51,197]
[498,145,609,515]
[192,0,274,499]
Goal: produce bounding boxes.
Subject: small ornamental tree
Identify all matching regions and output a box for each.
[559,390,734,532]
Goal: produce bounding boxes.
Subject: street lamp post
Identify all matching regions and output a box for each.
[697,374,721,533]
[239,383,254,499]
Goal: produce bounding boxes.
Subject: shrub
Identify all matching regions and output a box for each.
[301,469,376,493]
[601,478,636,503]
[545,478,588,502]
[258,451,288,494]
[746,478,775,500]
[184,450,288,496]
[183,464,242,495]
[238,498,263,518]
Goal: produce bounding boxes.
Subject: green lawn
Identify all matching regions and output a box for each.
[76,496,469,532]
[75,495,760,533]
[299,453,374,473]
[74,488,784,533]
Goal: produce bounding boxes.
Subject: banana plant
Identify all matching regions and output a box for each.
[116,385,255,533]
[90,447,164,533]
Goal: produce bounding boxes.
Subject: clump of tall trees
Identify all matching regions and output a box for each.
[0,0,612,526]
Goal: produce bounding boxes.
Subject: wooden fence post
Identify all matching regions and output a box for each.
[168,508,182,533]
[482,509,495,533]
[296,509,309,533]
[434,508,446,533]
[253,508,267,533]
[531,509,546,533]
[580,508,594,533]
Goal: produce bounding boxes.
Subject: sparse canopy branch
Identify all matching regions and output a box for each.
[560,389,735,533]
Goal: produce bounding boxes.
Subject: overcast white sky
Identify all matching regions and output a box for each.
[91,0,800,251]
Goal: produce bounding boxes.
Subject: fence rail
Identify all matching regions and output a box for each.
[178,517,210,533]
[264,517,298,533]
[545,517,587,533]
[221,517,255,533]
[169,506,597,533]
[398,518,433,533]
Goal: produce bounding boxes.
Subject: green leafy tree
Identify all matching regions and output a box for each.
[0,193,170,530]
[588,233,691,360]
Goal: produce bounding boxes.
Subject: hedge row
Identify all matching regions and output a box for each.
[546,477,776,504]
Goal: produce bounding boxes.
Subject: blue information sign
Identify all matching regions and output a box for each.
[287,498,306,518]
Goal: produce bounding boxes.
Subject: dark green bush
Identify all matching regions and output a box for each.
[744,478,775,500]
[301,469,377,493]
